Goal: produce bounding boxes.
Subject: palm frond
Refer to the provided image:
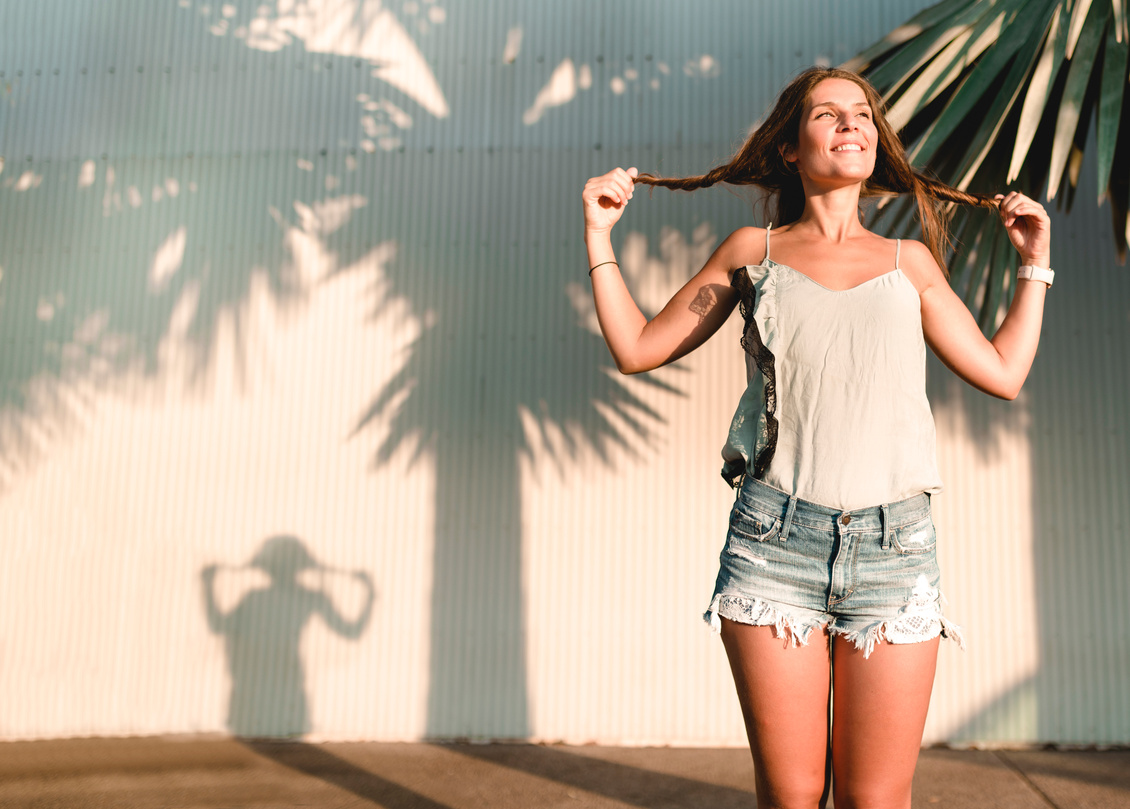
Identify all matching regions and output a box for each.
[849,0,1130,327]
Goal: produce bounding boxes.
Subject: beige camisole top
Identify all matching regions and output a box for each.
[721,227,943,510]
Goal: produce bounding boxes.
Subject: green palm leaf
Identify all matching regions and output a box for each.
[848,0,1130,328]
[1096,17,1128,197]
[1009,2,1070,183]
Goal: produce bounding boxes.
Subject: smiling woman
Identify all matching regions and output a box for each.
[581,66,1052,808]
[632,68,999,273]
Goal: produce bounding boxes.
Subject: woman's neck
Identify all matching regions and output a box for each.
[790,183,867,242]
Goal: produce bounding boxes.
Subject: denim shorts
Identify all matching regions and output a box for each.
[704,477,964,658]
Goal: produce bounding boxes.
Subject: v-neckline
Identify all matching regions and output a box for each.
[762,258,903,293]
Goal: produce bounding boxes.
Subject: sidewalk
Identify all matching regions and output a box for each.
[0,737,1127,808]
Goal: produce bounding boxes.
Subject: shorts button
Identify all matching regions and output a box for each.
[841,514,852,525]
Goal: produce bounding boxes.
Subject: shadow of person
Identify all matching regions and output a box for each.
[201,534,375,738]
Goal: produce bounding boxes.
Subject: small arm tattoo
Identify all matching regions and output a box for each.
[688,286,718,324]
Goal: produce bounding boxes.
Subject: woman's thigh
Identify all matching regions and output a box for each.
[720,619,833,809]
[830,634,940,809]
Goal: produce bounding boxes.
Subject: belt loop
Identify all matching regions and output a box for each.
[779,496,797,542]
[880,503,891,549]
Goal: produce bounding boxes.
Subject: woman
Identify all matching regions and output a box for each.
[581,67,1050,809]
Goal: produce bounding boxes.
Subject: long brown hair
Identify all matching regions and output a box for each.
[635,67,996,273]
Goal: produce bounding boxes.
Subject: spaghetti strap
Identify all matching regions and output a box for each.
[765,223,772,262]
[895,238,901,270]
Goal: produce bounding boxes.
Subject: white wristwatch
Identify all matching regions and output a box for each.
[1017,264,1054,287]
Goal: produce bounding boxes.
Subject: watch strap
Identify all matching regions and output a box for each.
[1017,264,1054,287]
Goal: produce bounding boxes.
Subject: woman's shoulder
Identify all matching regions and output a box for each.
[719,226,769,269]
[895,238,947,295]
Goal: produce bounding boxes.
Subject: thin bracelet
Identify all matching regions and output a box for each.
[589,260,618,276]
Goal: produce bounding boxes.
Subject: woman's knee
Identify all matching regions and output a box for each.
[832,781,912,809]
[754,774,831,809]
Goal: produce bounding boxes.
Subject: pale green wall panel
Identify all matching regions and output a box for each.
[0,0,1126,745]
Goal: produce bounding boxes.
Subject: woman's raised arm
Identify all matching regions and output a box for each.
[912,191,1051,400]
[583,167,747,374]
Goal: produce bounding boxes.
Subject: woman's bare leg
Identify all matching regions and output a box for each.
[720,618,832,809]
[830,635,940,809]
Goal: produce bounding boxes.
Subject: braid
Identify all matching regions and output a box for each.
[636,164,735,192]
[914,173,997,208]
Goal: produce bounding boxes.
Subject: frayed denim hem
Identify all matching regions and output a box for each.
[704,592,823,648]
[705,575,966,660]
[830,575,966,659]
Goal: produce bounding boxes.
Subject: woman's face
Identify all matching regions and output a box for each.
[785,77,878,186]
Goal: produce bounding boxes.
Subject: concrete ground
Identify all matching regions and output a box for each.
[0,738,1127,808]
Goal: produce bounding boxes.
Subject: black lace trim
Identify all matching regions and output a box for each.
[731,267,778,480]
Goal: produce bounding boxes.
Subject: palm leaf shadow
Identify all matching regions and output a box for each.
[348,213,683,735]
[0,1,432,493]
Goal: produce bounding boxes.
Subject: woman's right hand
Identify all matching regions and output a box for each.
[583,167,637,236]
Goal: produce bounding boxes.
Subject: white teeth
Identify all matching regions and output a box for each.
[833,144,863,152]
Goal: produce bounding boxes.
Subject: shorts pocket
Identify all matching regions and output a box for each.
[728,500,781,543]
[890,516,937,555]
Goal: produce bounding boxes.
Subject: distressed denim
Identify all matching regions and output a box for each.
[705,476,964,658]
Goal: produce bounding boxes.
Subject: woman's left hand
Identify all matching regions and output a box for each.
[995,191,1051,266]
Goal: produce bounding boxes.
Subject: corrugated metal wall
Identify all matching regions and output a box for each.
[0,0,1126,745]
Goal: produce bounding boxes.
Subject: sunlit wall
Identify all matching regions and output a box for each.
[0,0,1126,745]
